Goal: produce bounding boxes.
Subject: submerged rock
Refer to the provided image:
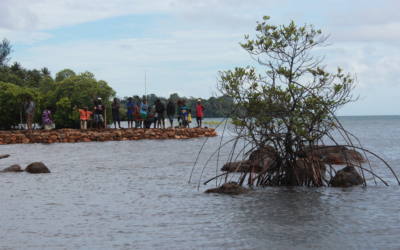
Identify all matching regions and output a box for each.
[1,164,23,172]
[205,182,248,195]
[0,154,10,159]
[330,166,363,187]
[25,162,51,174]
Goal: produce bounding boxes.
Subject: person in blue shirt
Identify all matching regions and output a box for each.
[126,97,135,128]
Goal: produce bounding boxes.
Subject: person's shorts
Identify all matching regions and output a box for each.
[127,113,133,120]
[196,116,203,121]
[94,114,104,123]
[157,113,164,120]
[167,115,174,121]
[112,111,120,121]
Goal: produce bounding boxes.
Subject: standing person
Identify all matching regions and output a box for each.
[112,98,122,129]
[126,97,135,128]
[145,105,156,129]
[187,109,192,128]
[140,99,148,119]
[155,99,165,129]
[25,97,35,130]
[134,98,142,128]
[42,107,54,130]
[178,100,189,128]
[166,100,175,128]
[78,107,90,129]
[195,99,205,128]
[93,98,105,129]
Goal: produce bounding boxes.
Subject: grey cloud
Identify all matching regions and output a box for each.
[0,0,39,30]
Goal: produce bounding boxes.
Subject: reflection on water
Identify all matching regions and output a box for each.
[1,117,400,249]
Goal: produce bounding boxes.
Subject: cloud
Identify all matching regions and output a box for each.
[0,0,286,31]
[15,29,249,98]
[0,28,52,44]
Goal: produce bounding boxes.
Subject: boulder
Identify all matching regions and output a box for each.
[0,154,10,159]
[248,145,276,162]
[330,166,363,187]
[25,162,51,174]
[2,164,23,172]
[305,146,365,165]
[205,182,248,195]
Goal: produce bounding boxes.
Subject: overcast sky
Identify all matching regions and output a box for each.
[1,0,399,115]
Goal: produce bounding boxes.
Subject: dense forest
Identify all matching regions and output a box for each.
[0,38,233,129]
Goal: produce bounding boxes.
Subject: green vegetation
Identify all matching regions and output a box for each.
[0,39,116,129]
[217,16,359,186]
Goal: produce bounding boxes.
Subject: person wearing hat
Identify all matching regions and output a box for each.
[195,99,205,128]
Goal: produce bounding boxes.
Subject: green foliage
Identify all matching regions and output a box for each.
[219,16,355,163]
[47,71,115,128]
[0,44,116,129]
[55,69,76,82]
[0,39,12,66]
[0,82,37,129]
[54,97,75,128]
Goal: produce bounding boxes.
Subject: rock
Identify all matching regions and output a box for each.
[306,146,365,165]
[221,160,252,172]
[205,182,249,195]
[330,166,363,187]
[25,162,51,174]
[221,146,276,173]
[221,160,270,173]
[0,128,217,144]
[2,164,23,172]
[248,145,276,162]
[0,154,10,159]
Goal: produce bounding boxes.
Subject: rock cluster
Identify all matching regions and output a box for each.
[1,162,50,174]
[221,145,365,174]
[0,128,217,144]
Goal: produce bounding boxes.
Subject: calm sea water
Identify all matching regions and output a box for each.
[1,116,400,250]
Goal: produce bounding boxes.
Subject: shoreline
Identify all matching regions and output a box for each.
[0,128,217,145]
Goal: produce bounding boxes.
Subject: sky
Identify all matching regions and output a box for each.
[1,0,399,115]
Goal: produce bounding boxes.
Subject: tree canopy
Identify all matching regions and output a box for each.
[0,41,116,129]
[218,16,357,186]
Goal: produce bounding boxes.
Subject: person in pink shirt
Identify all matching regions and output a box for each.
[195,99,205,128]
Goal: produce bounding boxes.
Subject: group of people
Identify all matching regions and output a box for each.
[22,97,205,130]
[23,98,55,130]
[108,97,205,130]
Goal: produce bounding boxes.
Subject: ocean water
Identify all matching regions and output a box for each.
[0,116,399,250]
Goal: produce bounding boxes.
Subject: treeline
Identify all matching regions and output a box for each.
[0,38,233,129]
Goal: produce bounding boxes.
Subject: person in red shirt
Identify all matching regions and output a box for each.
[195,99,205,128]
[78,107,92,129]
